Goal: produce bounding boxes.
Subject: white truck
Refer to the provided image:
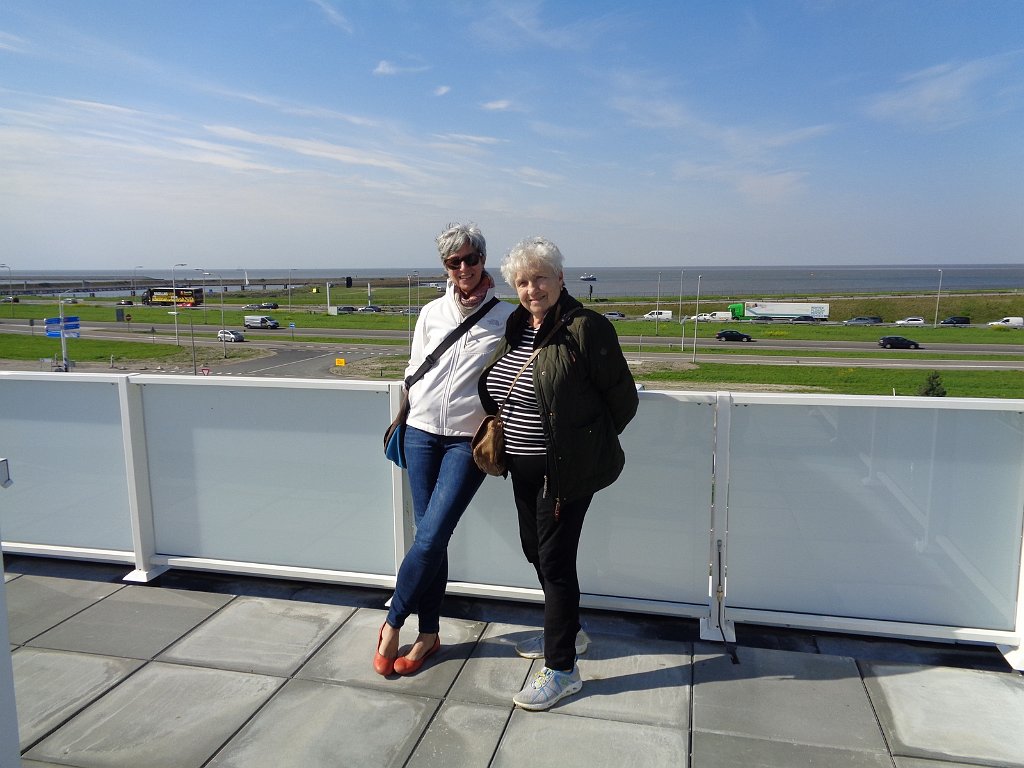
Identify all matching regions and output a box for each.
[729,301,829,321]
[988,316,1024,328]
[244,315,280,329]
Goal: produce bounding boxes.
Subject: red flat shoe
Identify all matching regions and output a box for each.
[394,634,441,676]
[374,623,397,676]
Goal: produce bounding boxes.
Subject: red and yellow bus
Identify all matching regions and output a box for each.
[141,287,204,307]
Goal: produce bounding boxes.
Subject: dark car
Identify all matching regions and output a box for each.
[1,296,18,303]
[716,329,753,342]
[789,315,818,323]
[259,302,279,309]
[879,335,920,349]
[844,316,882,325]
[117,299,133,305]
[940,316,971,326]
[336,305,356,314]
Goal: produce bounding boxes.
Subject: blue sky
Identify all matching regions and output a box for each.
[1,1,1022,270]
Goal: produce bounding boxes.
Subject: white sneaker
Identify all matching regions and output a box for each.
[513,665,582,711]
[515,630,590,660]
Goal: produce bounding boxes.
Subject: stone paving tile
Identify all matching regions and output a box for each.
[158,595,353,676]
[692,644,888,755]
[446,622,534,707]
[556,633,691,728]
[25,662,283,768]
[26,585,233,659]
[207,678,440,768]
[693,730,894,768]
[13,647,144,752]
[297,608,485,698]
[492,709,688,768]
[407,699,510,768]
[862,660,1024,767]
[6,576,123,644]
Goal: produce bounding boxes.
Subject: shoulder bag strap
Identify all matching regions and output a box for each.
[404,296,500,389]
[496,307,580,411]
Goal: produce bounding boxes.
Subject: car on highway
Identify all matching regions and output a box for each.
[788,315,819,323]
[940,316,971,326]
[242,304,261,310]
[844,316,882,325]
[896,317,925,326]
[715,329,753,342]
[878,335,920,349]
[259,302,279,309]
[217,330,245,342]
[603,311,626,320]
[336,306,356,314]
[117,299,133,305]
[1,296,18,303]
[357,305,382,313]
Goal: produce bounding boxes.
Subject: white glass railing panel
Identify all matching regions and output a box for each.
[448,391,716,606]
[725,400,1024,631]
[0,375,132,550]
[138,378,397,575]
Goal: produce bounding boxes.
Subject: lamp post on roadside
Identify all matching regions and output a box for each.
[655,271,662,336]
[132,265,144,298]
[203,271,226,357]
[0,264,12,317]
[171,262,186,345]
[933,268,944,327]
[692,274,702,363]
[288,268,295,311]
[678,270,685,352]
[195,269,209,324]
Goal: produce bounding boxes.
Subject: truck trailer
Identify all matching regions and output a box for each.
[729,301,829,321]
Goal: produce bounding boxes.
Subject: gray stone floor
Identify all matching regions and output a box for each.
[7,555,1024,768]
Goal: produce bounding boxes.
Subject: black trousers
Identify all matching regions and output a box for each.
[507,453,593,672]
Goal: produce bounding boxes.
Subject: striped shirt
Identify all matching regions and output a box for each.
[485,326,547,456]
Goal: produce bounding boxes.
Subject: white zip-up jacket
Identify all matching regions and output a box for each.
[405,280,514,437]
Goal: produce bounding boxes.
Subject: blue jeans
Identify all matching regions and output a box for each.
[386,426,485,634]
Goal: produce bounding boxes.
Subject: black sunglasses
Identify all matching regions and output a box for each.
[444,252,482,270]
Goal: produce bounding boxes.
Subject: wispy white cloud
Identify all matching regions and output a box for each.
[511,165,564,188]
[373,59,429,76]
[470,1,619,53]
[434,85,451,96]
[0,29,28,52]
[308,0,353,34]
[865,54,1018,129]
[481,99,514,111]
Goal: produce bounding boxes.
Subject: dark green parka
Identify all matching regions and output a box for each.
[479,290,639,507]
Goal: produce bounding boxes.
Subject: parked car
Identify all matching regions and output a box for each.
[895,317,925,326]
[117,299,133,305]
[844,316,882,325]
[603,311,626,320]
[879,335,920,349]
[217,329,245,342]
[715,329,753,342]
[336,305,356,314]
[940,316,970,325]
[357,305,382,313]
[259,302,279,309]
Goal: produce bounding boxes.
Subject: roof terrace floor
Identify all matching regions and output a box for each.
[7,555,1024,768]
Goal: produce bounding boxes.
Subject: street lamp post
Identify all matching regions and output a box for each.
[58,289,73,371]
[171,263,186,345]
[288,268,295,311]
[692,275,702,363]
[0,264,12,317]
[203,271,226,357]
[933,268,944,327]
[195,269,209,324]
[132,265,144,297]
[678,270,685,352]
[655,271,662,335]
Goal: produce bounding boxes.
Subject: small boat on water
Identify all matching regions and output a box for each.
[579,273,597,281]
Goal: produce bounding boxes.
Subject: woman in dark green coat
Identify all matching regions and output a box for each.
[479,236,638,711]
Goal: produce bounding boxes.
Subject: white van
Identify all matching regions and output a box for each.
[988,317,1024,328]
[709,311,734,321]
[641,310,673,321]
[244,315,280,329]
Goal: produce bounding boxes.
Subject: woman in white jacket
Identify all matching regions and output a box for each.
[374,222,513,676]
